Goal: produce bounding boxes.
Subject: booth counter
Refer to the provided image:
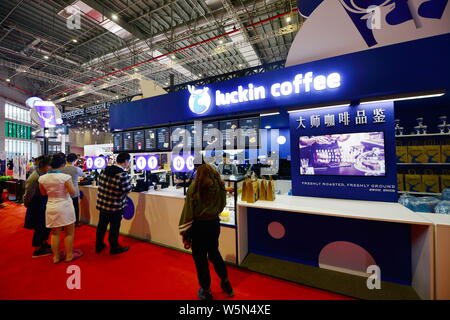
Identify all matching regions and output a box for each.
[417,213,450,300]
[79,184,447,300]
[237,195,434,300]
[79,185,237,263]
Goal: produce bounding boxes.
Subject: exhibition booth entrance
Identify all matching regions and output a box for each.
[78,34,450,300]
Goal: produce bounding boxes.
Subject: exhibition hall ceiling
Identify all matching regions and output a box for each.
[0,0,301,109]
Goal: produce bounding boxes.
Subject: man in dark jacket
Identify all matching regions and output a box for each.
[23,155,52,258]
[95,152,132,255]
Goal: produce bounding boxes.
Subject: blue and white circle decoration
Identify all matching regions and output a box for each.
[94,157,106,169]
[188,85,211,115]
[148,155,159,170]
[135,156,147,170]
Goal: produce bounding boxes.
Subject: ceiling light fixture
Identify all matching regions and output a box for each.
[5,78,11,82]
[72,39,78,43]
[112,14,118,20]
[44,55,49,60]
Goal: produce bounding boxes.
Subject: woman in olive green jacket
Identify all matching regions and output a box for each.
[179,163,234,300]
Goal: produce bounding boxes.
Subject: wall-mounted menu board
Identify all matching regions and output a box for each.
[186,123,201,149]
[145,129,157,151]
[113,132,123,152]
[123,131,134,151]
[203,121,219,149]
[157,127,170,151]
[220,119,238,149]
[133,130,145,151]
[239,117,259,148]
[170,125,186,149]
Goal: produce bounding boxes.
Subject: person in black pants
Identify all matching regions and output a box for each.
[179,163,234,300]
[23,155,52,258]
[95,153,132,255]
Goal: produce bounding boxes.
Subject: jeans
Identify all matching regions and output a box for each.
[191,218,228,290]
[96,210,123,249]
[72,197,80,223]
[32,225,51,248]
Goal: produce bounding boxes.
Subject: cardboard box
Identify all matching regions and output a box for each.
[441,175,450,192]
[407,146,427,163]
[423,145,441,163]
[405,174,425,192]
[397,174,405,191]
[396,146,408,163]
[441,145,450,163]
[422,174,440,193]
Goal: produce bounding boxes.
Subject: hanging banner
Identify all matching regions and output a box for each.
[289,101,397,202]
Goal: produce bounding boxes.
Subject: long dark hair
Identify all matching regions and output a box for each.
[193,164,225,201]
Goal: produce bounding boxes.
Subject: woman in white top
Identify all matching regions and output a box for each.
[39,153,83,263]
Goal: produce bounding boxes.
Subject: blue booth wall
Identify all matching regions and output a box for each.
[247,207,412,285]
[110,34,450,131]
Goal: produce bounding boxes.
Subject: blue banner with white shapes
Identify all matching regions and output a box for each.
[289,101,397,202]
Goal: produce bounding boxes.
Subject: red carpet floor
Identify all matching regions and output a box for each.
[0,202,351,300]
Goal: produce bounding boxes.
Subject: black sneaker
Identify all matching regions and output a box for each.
[198,288,213,300]
[32,247,52,258]
[41,242,51,249]
[221,279,234,297]
[110,246,129,255]
[95,243,106,253]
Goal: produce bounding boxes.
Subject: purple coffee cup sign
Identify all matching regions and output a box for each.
[34,103,57,128]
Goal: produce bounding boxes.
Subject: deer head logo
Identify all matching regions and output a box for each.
[188,85,211,114]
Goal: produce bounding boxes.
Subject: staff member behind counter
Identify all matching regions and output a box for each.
[217,154,238,176]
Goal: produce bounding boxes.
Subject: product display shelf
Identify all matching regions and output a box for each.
[398,191,442,196]
[396,133,450,138]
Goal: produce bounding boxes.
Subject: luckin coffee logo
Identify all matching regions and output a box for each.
[188,85,211,114]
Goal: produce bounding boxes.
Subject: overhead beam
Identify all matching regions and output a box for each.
[81,0,149,40]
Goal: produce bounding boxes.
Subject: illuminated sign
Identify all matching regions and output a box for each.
[189,72,341,113]
[134,155,159,171]
[86,156,106,170]
[172,154,195,172]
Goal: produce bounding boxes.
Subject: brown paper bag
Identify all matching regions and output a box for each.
[266,177,276,201]
[259,179,267,201]
[241,179,249,202]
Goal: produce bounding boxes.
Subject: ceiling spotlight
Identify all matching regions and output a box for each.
[239,64,243,68]
[72,39,78,43]
[219,40,223,44]
[165,82,169,86]
[171,55,176,60]
[198,74,202,77]
[286,16,291,23]
[44,55,49,60]
[111,14,118,20]
[96,100,100,103]
[5,78,11,82]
